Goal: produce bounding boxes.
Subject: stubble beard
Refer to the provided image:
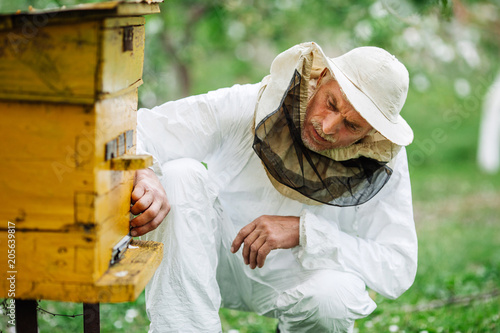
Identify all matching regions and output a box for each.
[301,116,337,153]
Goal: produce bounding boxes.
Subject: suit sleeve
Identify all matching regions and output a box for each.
[135,83,261,175]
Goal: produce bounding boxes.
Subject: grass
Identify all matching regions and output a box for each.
[355,191,500,333]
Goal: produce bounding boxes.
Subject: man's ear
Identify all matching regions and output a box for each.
[356,128,377,144]
[316,67,330,86]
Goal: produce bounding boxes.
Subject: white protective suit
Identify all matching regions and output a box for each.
[137,46,418,333]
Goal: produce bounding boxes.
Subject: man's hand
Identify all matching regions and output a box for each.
[231,215,300,269]
[130,168,170,237]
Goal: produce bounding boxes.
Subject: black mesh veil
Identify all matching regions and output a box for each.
[252,69,393,207]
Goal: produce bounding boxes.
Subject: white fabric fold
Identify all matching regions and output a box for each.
[293,149,417,299]
[292,210,344,270]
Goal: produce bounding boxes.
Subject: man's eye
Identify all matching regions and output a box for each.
[328,101,337,111]
[346,122,359,131]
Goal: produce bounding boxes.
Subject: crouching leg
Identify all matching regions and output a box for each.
[142,158,222,333]
[276,270,376,333]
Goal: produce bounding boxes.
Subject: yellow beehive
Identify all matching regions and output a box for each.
[0,0,163,303]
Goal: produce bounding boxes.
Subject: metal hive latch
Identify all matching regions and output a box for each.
[123,26,134,52]
[110,234,133,266]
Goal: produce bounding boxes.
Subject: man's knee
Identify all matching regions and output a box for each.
[160,158,211,203]
[161,158,208,184]
[309,271,374,319]
[144,157,219,244]
[277,270,376,332]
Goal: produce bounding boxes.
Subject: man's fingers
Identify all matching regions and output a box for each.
[131,199,170,237]
[256,244,272,268]
[130,197,162,228]
[130,209,165,237]
[241,231,260,265]
[129,168,170,237]
[231,215,300,269]
[131,183,146,204]
[248,236,266,269]
[231,222,256,253]
[130,191,153,215]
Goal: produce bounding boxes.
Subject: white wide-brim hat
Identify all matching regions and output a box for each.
[318,43,414,146]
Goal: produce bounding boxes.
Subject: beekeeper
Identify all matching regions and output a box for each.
[131,42,418,333]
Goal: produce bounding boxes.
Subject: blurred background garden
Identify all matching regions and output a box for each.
[1,0,499,331]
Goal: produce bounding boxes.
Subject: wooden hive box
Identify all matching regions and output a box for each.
[0,0,164,303]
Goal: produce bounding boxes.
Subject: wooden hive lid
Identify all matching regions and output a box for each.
[0,0,163,30]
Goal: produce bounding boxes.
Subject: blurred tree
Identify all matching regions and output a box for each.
[1,0,498,106]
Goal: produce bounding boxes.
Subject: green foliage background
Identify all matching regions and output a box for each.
[0,0,499,332]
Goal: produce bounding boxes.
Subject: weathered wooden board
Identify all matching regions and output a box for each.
[0,239,163,303]
[0,100,95,161]
[0,210,129,284]
[90,211,132,280]
[94,88,138,164]
[0,163,135,231]
[0,17,145,103]
[95,169,136,199]
[94,239,163,303]
[94,180,135,226]
[99,18,145,96]
[0,20,100,103]
[96,212,131,278]
[0,229,98,284]
[111,154,153,170]
[0,160,93,230]
[0,0,162,31]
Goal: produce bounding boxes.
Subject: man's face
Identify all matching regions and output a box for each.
[301,76,373,152]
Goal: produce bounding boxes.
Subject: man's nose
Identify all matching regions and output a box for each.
[322,113,341,135]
